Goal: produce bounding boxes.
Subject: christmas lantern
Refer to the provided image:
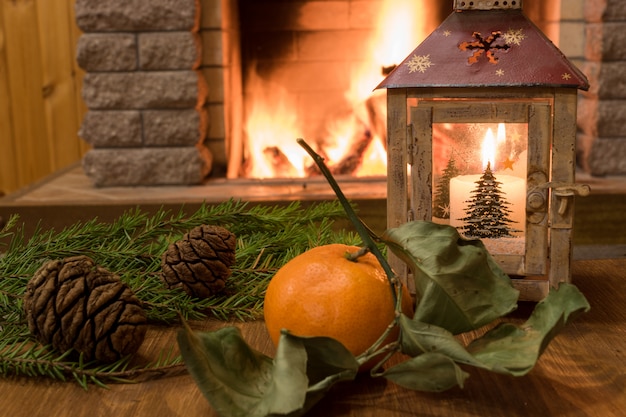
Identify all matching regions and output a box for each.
[378,0,590,301]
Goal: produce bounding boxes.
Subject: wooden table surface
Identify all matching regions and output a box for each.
[3,258,625,417]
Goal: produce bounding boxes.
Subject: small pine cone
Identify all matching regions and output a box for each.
[23,256,147,363]
[161,225,236,298]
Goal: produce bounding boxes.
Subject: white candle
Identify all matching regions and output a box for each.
[450,174,526,234]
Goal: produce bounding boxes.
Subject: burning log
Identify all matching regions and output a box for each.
[330,130,374,175]
[325,93,387,176]
[364,92,387,152]
[263,146,299,177]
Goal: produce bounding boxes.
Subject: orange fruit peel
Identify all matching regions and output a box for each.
[263,243,413,370]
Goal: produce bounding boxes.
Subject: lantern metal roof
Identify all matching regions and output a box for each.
[377,3,589,91]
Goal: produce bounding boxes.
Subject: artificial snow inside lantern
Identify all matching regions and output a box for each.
[378,0,590,301]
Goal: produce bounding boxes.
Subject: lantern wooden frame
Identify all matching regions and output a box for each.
[379,1,590,301]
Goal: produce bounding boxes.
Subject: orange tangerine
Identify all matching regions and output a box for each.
[263,244,413,367]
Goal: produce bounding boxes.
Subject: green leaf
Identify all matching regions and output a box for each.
[398,314,488,370]
[382,221,519,334]
[383,352,469,392]
[177,325,278,417]
[280,331,359,416]
[177,324,359,417]
[393,283,590,390]
[466,283,590,376]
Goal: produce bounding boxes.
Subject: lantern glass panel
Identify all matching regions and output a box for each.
[432,122,528,255]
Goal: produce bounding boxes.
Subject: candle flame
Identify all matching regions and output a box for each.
[497,123,506,145]
[482,128,496,170]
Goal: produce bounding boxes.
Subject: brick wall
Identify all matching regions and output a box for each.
[199,0,240,179]
[75,0,623,184]
[75,0,212,186]
[578,0,626,175]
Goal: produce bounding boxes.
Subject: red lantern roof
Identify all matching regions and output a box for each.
[377,8,589,90]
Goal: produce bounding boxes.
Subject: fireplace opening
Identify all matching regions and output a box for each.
[215,0,563,182]
[225,0,451,179]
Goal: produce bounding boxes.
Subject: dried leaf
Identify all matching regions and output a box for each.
[383,351,469,392]
[382,221,519,334]
[465,283,590,376]
[177,324,358,417]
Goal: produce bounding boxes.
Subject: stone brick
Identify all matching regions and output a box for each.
[79,111,142,147]
[207,104,225,138]
[349,1,379,29]
[82,147,212,186]
[585,22,626,61]
[561,0,585,20]
[205,137,227,173]
[586,137,626,175]
[201,31,224,66]
[138,32,200,70]
[75,0,198,32]
[200,0,222,29]
[76,34,137,72]
[576,132,595,173]
[581,61,626,99]
[202,67,225,102]
[585,0,626,22]
[143,109,202,146]
[578,96,626,137]
[297,30,372,61]
[82,71,200,109]
[558,21,585,59]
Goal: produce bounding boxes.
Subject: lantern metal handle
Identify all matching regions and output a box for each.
[533,182,591,216]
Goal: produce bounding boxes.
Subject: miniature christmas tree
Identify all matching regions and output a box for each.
[459,162,519,238]
[433,156,460,218]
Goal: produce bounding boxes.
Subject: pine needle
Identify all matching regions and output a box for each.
[0,199,359,386]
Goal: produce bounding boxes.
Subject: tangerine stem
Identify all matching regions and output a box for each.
[297,138,398,306]
[345,246,369,262]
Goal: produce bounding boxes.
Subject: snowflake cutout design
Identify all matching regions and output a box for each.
[502,28,526,46]
[439,204,451,217]
[459,31,510,65]
[496,69,505,77]
[443,30,452,37]
[406,54,433,73]
[562,73,572,80]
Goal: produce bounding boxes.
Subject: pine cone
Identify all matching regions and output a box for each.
[161,225,236,298]
[23,256,147,363]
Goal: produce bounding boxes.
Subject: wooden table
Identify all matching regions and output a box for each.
[3,258,625,417]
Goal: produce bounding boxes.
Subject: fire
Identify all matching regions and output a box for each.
[242,1,427,179]
[481,127,497,169]
[243,71,306,178]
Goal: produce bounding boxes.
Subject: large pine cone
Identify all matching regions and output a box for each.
[23,256,147,363]
[161,225,236,298]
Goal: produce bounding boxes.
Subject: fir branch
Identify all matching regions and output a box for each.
[0,336,186,388]
[0,199,357,386]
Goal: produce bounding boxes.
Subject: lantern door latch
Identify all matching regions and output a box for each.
[531,182,591,216]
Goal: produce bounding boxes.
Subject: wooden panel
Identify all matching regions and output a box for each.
[407,86,559,100]
[386,88,408,286]
[2,0,51,187]
[386,89,408,229]
[37,0,86,167]
[549,89,578,285]
[524,102,551,275]
[67,0,89,157]
[410,106,433,221]
[427,101,531,123]
[0,0,86,195]
[0,2,19,194]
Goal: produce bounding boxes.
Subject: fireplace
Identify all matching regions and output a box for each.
[224,0,451,180]
[76,0,609,187]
